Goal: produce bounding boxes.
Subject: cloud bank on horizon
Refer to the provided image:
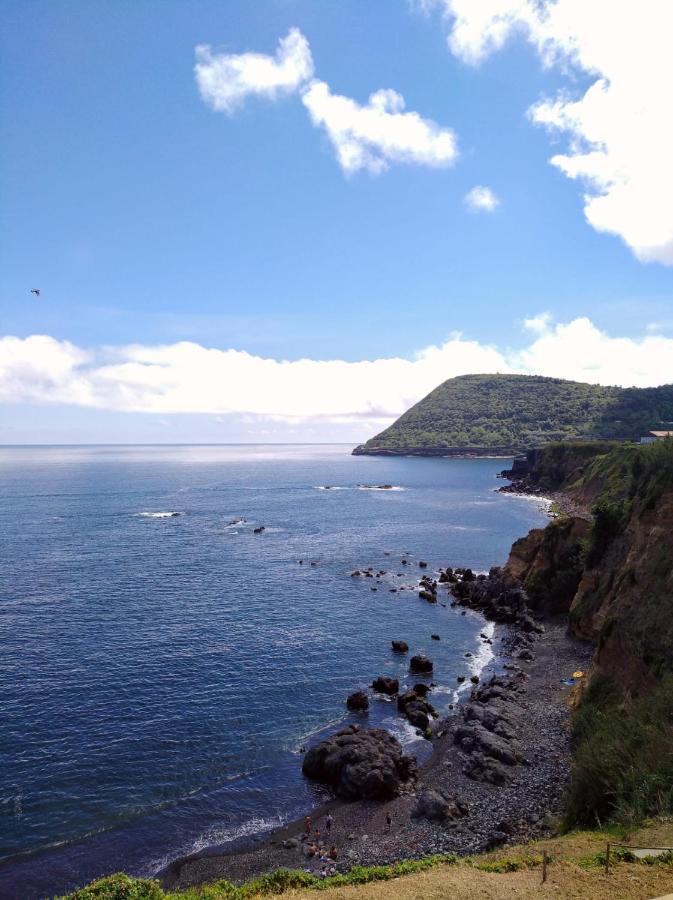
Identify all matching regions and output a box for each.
[2,318,672,430]
[196,2,673,263]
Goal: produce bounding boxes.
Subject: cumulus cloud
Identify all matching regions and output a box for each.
[425,0,673,264]
[301,81,458,174]
[2,319,672,431]
[195,28,458,175]
[194,28,314,113]
[465,185,499,212]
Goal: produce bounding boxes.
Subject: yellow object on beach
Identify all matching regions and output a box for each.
[573,671,585,679]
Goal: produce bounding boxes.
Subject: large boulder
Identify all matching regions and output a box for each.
[346,691,369,711]
[412,789,469,822]
[391,640,409,653]
[454,723,523,766]
[302,725,416,800]
[409,655,433,674]
[372,676,399,695]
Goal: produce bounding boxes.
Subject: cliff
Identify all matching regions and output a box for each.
[353,374,673,456]
[504,438,673,825]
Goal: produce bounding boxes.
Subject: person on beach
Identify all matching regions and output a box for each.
[304,815,312,836]
[325,812,333,833]
[329,845,338,860]
[385,811,392,830]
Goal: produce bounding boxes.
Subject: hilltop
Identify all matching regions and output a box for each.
[353,374,673,455]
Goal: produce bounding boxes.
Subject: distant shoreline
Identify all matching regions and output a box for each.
[352,446,520,458]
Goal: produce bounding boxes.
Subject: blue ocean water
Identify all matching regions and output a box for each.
[0,445,548,898]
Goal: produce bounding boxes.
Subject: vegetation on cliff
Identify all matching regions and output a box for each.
[510,438,673,828]
[354,374,673,453]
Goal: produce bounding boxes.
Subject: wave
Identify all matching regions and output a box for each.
[148,815,284,876]
[357,484,405,491]
[314,486,349,491]
[136,511,183,518]
[450,621,496,704]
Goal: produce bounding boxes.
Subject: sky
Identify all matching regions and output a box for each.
[1,0,673,444]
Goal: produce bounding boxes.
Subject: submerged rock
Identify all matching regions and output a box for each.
[391,640,409,653]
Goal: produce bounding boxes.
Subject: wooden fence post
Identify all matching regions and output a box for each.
[605,841,610,875]
[542,849,548,883]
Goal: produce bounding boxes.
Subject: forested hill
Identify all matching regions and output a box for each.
[353,374,673,455]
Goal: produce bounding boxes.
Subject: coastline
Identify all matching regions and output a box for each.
[162,603,591,892]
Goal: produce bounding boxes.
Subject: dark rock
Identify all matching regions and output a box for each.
[419,560,428,568]
[409,655,433,674]
[253,526,265,534]
[463,752,510,785]
[518,649,535,661]
[411,789,469,822]
[391,640,409,653]
[419,590,436,602]
[454,723,523,766]
[431,634,440,641]
[346,691,369,711]
[405,701,430,730]
[413,683,431,696]
[372,676,399,695]
[302,725,417,800]
[470,675,479,684]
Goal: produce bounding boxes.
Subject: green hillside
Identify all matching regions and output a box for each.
[353,374,673,454]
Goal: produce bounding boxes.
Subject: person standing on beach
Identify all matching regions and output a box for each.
[385,811,392,831]
[304,815,312,836]
[325,813,333,834]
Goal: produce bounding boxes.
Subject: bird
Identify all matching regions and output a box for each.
[30,288,41,296]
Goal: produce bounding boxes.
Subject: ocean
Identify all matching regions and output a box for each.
[0,444,548,898]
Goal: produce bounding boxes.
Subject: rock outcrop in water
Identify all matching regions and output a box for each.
[371,676,399,695]
[301,725,416,800]
[346,691,369,711]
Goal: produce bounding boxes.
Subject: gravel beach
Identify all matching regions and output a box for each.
[162,612,592,892]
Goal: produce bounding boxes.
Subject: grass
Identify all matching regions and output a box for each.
[564,674,673,828]
[59,823,673,900]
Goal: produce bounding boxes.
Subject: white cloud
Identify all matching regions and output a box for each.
[427,0,673,264]
[2,318,672,432]
[194,28,314,113]
[195,28,458,175]
[465,185,499,212]
[301,81,458,174]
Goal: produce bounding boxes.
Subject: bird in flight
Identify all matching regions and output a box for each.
[30,288,41,296]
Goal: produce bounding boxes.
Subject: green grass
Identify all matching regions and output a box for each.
[60,856,460,900]
[564,674,673,829]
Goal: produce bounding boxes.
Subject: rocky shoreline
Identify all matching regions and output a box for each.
[161,558,592,893]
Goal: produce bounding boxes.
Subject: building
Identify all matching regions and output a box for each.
[640,430,673,444]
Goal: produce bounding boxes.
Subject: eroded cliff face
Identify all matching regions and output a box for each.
[507,442,673,696]
[570,488,673,693]
[504,517,590,615]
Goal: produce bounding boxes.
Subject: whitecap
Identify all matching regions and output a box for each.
[357,484,405,492]
[136,511,182,518]
[148,815,284,875]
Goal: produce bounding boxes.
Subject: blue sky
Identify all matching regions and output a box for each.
[1,0,672,442]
